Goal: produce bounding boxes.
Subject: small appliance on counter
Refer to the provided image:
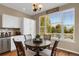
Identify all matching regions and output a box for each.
[8,32,11,37]
[5,32,8,37]
[1,32,5,38]
[5,32,11,37]
[0,32,12,38]
[14,31,21,35]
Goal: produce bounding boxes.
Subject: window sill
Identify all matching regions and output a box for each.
[51,37,75,43]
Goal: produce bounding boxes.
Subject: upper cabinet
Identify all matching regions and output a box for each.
[0,14,21,28]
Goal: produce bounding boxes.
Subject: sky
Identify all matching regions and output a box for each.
[50,11,74,26]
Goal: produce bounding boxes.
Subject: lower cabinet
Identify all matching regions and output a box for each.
[0,39,3,53]
[0,38,11,54]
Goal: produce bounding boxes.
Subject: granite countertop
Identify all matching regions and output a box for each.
[0,34,23,38]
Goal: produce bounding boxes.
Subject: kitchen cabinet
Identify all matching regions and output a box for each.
[0,39,2,53]
[0,14,21,28]
[2,39,9,52]
[7,39,11,51]
[0,38,11,54]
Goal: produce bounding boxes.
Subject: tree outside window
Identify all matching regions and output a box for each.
[39,8,75,40]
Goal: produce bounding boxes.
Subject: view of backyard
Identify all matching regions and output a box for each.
[39,9,74,40]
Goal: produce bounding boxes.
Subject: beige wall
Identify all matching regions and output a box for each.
[57,3,79,54]
[34,3,79,54]
[0,4,33,19]
[33,11,47,33]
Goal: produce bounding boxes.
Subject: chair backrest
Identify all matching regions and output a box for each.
[24,34,32,41]
[13,39,26,56]
[51,40,59,56]
[44,34,51,40]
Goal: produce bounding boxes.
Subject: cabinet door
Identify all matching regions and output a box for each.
[2,15,14,28]
[2,39,9,52]
[10,16,21,28]
[2,14,21,28]
[7,39,11,51]
[0,39,10,53]
[0,39,2,53]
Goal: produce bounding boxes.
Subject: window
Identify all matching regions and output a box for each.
[23,18,36,38]
[49,12,62,39]
[39,8,75,40]
[63,9,75,40]
[39,16,45,34]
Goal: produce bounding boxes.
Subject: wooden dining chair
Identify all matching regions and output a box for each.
[40,40,59,56]
[13,39,26,56]
[24,34,32,41]
[13,38,35,56]
[24,34,32,50]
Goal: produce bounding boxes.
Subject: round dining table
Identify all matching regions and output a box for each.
[24,39,51,56]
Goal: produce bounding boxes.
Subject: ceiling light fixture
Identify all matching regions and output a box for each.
[32,3,43,12]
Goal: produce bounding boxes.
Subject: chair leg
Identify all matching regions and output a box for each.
[51,51,56,56]
[54,51,56,56]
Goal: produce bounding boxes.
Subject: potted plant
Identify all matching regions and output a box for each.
[33,34,42,44]
[36,34,40,38]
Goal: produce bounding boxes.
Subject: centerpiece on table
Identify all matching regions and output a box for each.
[33,34,42,44]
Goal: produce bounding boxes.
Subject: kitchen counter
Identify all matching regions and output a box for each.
[11,34,23,37]
[0,34,25,51]
[10,35,25,51]
[0,34,23,38]
[0,37,11,39]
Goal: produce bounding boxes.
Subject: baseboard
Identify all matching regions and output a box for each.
[57,47,79,55]
[0,50,11,55]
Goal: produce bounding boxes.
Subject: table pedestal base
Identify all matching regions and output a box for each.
[34,54,41,56]
[34,51,41,56]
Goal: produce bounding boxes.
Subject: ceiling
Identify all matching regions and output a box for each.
[1,3,67,15]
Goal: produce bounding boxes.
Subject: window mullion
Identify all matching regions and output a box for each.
[44,16,46,34]
[61,13,64,40]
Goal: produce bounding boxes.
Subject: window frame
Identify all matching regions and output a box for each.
[39,8,75,41]
[62,8,75,41]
